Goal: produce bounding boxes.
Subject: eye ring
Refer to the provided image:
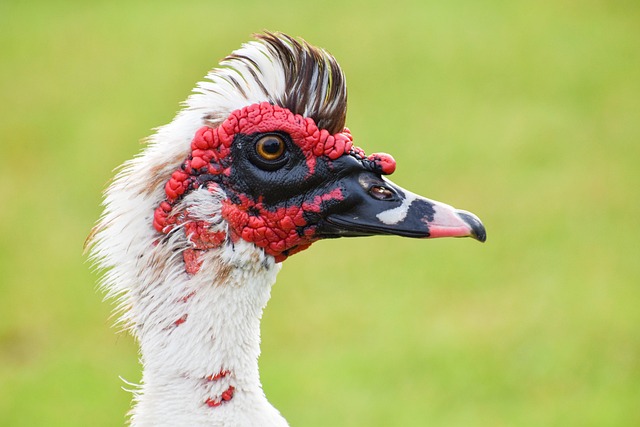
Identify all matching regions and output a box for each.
[256,134,285,161]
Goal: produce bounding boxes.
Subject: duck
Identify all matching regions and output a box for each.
[88,31,486,427]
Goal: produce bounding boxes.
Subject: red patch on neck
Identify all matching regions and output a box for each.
[173,314,188,326]
[205,386,235,407]
[205,370,229,382]
[183,249,203,275]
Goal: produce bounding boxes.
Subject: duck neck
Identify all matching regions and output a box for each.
[128,244,288,427]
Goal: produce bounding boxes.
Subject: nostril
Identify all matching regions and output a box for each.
[369,185,395,201]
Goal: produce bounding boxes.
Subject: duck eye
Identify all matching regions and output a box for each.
[256,135,285,161]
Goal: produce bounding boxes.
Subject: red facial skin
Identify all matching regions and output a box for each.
[153,102,397,267]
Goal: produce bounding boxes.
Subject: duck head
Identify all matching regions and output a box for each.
[152,34,485,264]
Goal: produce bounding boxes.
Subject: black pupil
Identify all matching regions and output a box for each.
[262,138,281,154]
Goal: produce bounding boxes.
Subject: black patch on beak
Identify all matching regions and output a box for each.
[317,168,485,242]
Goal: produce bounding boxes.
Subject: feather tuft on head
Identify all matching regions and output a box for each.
[190,31,347,133]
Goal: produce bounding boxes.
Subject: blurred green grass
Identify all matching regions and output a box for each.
[1,0,639,425]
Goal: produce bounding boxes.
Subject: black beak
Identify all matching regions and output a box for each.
[320,171,486,242]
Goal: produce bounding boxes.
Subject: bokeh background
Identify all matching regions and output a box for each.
[1,0,638,426]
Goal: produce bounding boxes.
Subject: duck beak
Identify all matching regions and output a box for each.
[321,171,486,242]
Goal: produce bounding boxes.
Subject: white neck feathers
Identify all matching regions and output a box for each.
[129,239,287,427]
[91,177,288,426]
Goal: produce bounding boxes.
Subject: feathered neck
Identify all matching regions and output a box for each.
[92,179,288,426]
[131,239,287,426]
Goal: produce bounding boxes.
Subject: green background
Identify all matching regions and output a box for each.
[1,0,638,425]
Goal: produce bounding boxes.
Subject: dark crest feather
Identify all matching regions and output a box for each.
[254,32,348,134]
